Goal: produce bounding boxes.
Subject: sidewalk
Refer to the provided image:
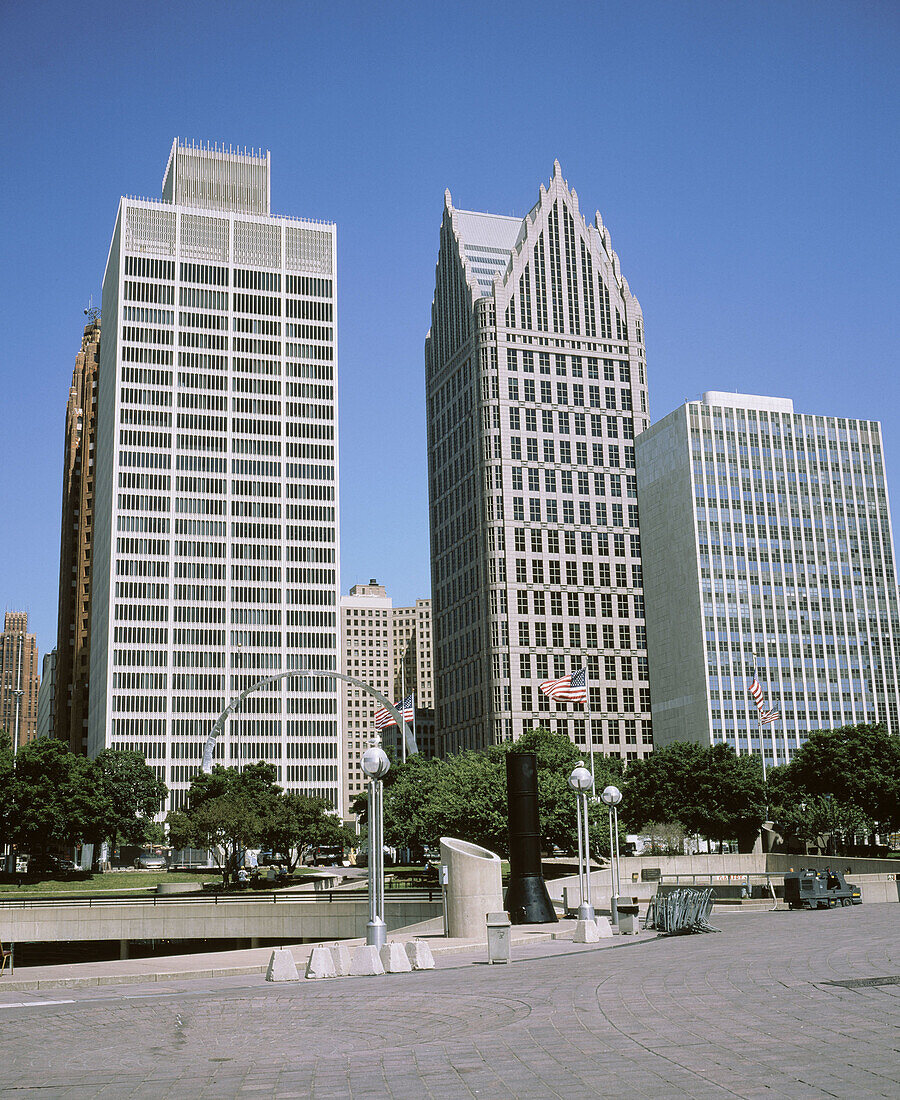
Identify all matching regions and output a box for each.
[0,915,649,992]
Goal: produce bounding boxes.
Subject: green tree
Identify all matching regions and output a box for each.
[623,741,766,851]
[0,732,14,852]
[784,724,900,833]
[380,728,620,859]
[166,763,280,882]
[379,754,448,850]
[94,749,168,855]
[767,723,900,851]
[260,792,352,870]
[12,739,109,856]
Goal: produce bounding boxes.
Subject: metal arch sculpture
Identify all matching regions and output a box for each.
[201,667,417,773]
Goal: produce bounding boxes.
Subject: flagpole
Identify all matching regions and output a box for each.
[400,654,407,764]
[585,667,595,797]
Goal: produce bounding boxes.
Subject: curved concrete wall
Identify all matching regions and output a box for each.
[440,837,503,938]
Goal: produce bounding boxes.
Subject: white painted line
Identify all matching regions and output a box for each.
[0,999,76,1009]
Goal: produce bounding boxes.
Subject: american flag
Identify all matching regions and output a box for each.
[539,667,588,704]
[374,694,415,729]
[748,676,780,725]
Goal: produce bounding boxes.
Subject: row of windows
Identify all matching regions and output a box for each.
[508,413,634,447]
[507,378,631,409]
[506,348,633,382]
[513,621,646,650]
[510,468,636,496]
[506,496,639,528]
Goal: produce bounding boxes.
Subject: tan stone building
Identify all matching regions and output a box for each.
[390,598,437,757]
[341,584,438,820]
[0,612,41,750]
[340,580,393,817]
[54,318,100,754]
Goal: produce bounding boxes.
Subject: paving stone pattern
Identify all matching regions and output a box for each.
[0,906,898,1098]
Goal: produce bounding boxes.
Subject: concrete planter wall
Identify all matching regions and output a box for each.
[440,837,503,938]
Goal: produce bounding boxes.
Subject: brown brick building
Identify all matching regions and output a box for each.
[54,318,100,754]
[0,612,40,750]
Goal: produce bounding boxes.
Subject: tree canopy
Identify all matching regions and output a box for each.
[166,762,280,877]
[260,791,354,870]
[94,748,168,852]
[167,763,350,878]
[622,741,766,851]
[767,723,900,850]
[0,732,15,851]
[11,738,109,855]
[378,727,624,860]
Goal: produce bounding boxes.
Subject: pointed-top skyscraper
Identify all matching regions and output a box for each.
[425,164,652,758]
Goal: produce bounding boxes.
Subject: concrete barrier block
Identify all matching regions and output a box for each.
[405,939,435,970]
[330,943,352,976]
[349,944,385,976]
[305,945,337,980]
[574,919,600,943]
[380,941,412,973]
[265,948,299,982]
[594,916,614,938]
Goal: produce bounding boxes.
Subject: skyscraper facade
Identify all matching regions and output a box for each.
[392,599,433,704]
[0,612,40,751]
[390,598,437,758]
[55,317,100,754]
[637,391,900,762]
[425,163,652,758]
[89,140,341,812]
[340,584,439,817]
[36,650,57,740]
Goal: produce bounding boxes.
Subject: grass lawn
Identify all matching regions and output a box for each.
[0,865,343,897]
[0,871,213,896]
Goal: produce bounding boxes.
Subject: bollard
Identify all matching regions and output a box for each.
[380,941,412,973]
[349,944,385,976]
[265,948,299,982]
[406,939,435,970]
[330,943,352,976]
[305,945,337,979]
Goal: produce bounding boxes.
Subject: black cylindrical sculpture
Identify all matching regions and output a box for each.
[504,752,558,924]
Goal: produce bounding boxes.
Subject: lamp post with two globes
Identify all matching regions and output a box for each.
[601,784,623,926]
[567,765,595,921]
[361,741,391,948]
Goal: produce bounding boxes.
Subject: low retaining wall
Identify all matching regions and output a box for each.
[0,897,442,945]
[853,874,900,904]
[766,854,900,876]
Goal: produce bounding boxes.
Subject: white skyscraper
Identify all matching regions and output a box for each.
[89,140,341,812]
[637,392,900,762]
[426,163,652,759]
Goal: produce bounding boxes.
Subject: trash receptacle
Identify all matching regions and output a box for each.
[486,911,511,964]
[616,896,640,935]
[563,886,579,917]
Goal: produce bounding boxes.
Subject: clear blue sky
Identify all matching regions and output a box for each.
[1,1,897,661]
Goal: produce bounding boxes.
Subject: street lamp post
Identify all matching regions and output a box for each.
[361,741,390,948]
[567,765,594,921]
[601,785,623,926]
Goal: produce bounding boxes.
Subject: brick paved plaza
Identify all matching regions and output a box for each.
[0,906,897,1098]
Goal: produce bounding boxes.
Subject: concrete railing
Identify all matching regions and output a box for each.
[0,894,443,945]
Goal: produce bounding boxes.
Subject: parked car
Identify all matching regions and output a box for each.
[134,852,168,870]
[305,845,345,867]
[28,854,77,875]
